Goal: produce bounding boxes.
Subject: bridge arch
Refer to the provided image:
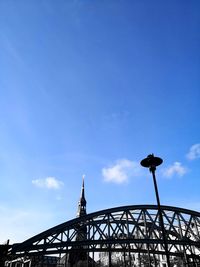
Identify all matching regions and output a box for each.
[8,204,200,265]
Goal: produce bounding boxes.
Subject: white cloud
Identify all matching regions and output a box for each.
[32,177,64,190]
[162,162,188,178]
[102,159,142,184]
[186,143,200,160]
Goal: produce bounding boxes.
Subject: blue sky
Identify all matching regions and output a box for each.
[0,0,200,243]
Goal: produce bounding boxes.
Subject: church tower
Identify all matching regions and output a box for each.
[67,177,88,267]
[77,176,87,217]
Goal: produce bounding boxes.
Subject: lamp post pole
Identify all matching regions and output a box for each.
[140,154,171,267]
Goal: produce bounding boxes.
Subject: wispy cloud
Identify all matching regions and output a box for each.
[162,162,188,178]
[1,33,24,65]
[0,205,54,243]
[186,143,200,160]
[32,177,64,190]
[102,159,142,184]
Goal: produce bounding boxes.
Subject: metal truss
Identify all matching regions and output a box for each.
[8,205,200,261]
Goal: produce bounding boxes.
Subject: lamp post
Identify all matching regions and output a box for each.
[140,154,170,267]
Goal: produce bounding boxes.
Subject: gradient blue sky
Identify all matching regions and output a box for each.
[0,0,200,243]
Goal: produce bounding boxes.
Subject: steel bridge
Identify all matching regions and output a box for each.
[5,204,200,266]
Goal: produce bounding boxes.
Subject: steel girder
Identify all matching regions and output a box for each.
[8,205,200,260]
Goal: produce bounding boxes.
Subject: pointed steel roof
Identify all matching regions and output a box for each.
[77,175,87,217]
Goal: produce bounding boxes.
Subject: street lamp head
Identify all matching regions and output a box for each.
[140,154,163,169]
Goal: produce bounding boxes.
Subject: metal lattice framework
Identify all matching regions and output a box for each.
[8,205,200,261]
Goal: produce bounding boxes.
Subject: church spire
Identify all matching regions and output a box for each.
[77,175,87,217]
